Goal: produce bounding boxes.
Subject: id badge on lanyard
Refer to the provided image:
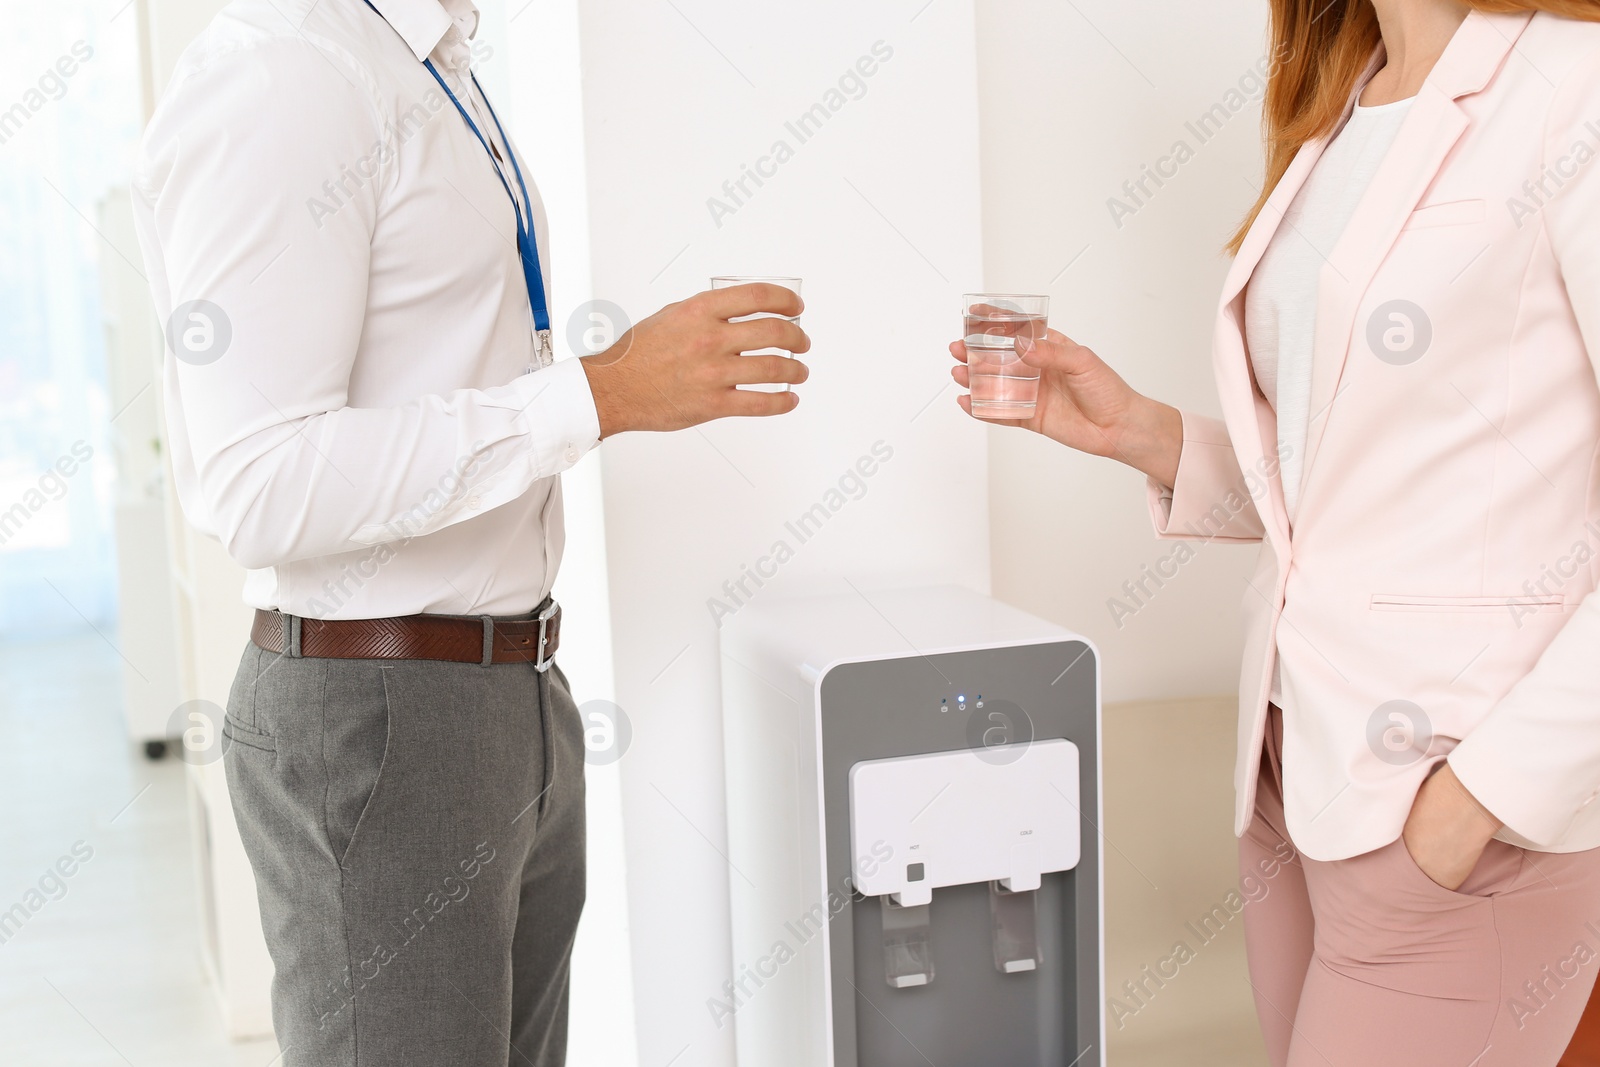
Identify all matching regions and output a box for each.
[361,0,553,372]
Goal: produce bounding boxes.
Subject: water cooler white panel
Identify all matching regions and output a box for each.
[849,738,1081,907]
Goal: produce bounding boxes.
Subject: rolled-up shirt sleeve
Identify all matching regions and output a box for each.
[133,37,599,572]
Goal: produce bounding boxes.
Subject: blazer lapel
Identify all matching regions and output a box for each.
[1210,98,1363,555]
[1299,10,1534,480]
[1209,50,1386,555]
[1220,126,1345,312]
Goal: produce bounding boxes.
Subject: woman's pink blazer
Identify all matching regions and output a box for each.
[1151,10,1600,861]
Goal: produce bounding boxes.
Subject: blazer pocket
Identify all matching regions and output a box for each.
[1403,199,1486,230]
[1370,593,1563,615]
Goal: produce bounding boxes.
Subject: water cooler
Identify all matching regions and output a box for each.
[720,586,1104,1066]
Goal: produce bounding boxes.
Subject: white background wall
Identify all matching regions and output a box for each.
[977,0,1270,704]
[572,0,991,1061]
[486,2,640,1062]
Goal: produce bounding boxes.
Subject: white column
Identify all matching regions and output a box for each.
[486,1,641,1063]
[572,1,990,1062]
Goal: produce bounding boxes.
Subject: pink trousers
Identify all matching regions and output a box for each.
[1242,707,1600,1066]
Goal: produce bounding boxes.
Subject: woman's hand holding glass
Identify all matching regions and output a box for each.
[949,328,1185,490]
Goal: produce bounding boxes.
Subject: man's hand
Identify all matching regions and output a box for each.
[581,283,811,438]
[1402,764,1503,891]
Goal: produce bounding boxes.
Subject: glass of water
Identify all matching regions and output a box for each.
[711,276,803,393]
[962,294,1049,420]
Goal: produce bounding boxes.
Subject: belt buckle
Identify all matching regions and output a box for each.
[534,600,559,673]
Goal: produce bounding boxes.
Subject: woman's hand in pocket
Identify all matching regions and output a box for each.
[949,328,1183,487]
[1402,763,1504,891]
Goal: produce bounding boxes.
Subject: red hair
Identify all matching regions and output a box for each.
[1230,0,1600,253]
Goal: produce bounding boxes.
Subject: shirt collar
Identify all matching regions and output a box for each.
[366,0,480,63]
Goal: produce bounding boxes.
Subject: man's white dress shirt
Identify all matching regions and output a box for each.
[132,0,600,619]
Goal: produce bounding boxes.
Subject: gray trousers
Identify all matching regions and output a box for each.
[222,633,586,1067]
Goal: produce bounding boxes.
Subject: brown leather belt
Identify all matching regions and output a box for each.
[251,601,562,670]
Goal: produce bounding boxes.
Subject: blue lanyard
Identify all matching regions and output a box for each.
[360,0,552,367]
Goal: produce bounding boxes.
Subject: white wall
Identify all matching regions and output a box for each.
[140,0,225,100]
[487,1,641,1063]
[976,0,1271,704]
[572,0,991,1061]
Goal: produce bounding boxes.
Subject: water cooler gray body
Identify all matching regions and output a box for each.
[719,587,1104,1067]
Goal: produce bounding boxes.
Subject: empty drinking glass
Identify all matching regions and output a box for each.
[712,276,803,393]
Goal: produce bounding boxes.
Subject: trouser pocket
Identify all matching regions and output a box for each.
[322,667,393,868]
[1393,835,1524,900]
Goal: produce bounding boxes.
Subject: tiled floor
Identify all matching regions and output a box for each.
[0,631,281,1066]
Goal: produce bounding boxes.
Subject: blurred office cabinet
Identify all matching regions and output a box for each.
[168,475,273,1040]
[98,187,183,754]
[99,182,274,1040]
[108,0,273,1041]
